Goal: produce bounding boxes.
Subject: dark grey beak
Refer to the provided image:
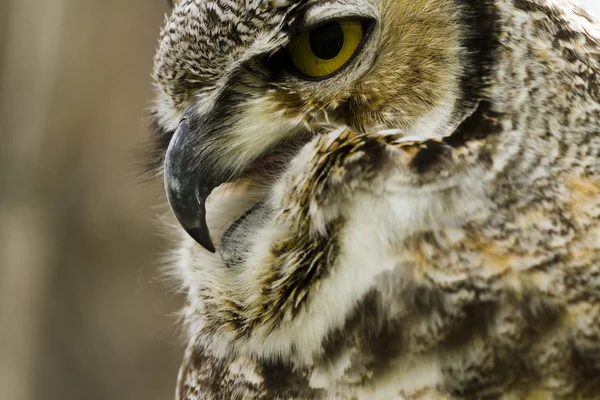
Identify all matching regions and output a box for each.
[164,117,221,253]
[163,106,307,253]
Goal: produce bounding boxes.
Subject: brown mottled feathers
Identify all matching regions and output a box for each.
[179,128,600,399]
[149,0,600,398]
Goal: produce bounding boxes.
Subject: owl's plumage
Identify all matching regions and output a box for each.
[149,0,600,398]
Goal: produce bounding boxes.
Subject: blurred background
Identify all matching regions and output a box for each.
[0,1,182,400]
[0,1,598,400]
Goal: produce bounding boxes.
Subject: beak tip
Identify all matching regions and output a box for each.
[186,226,216,253]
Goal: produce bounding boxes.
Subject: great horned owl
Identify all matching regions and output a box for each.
[148,0,600,398]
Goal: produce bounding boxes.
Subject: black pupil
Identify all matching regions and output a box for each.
[309,22,344,60]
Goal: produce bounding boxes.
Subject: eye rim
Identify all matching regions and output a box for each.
[286,17,375,82]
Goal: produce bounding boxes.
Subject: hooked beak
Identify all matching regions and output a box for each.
[164,105,307,253]
[164,116,220,252]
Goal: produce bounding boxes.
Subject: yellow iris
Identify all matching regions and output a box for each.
[289,20,364,78]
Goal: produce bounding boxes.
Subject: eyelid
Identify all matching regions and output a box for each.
[297,0,378,29]
[292,15,371,39]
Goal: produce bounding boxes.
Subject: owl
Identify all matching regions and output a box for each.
[148,0,600,398]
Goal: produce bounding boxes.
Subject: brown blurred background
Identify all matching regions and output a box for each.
[0,1,183,399]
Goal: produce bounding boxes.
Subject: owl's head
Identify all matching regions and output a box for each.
[151,0,496,251]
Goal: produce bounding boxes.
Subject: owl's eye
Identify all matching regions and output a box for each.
[288,20,365,78]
